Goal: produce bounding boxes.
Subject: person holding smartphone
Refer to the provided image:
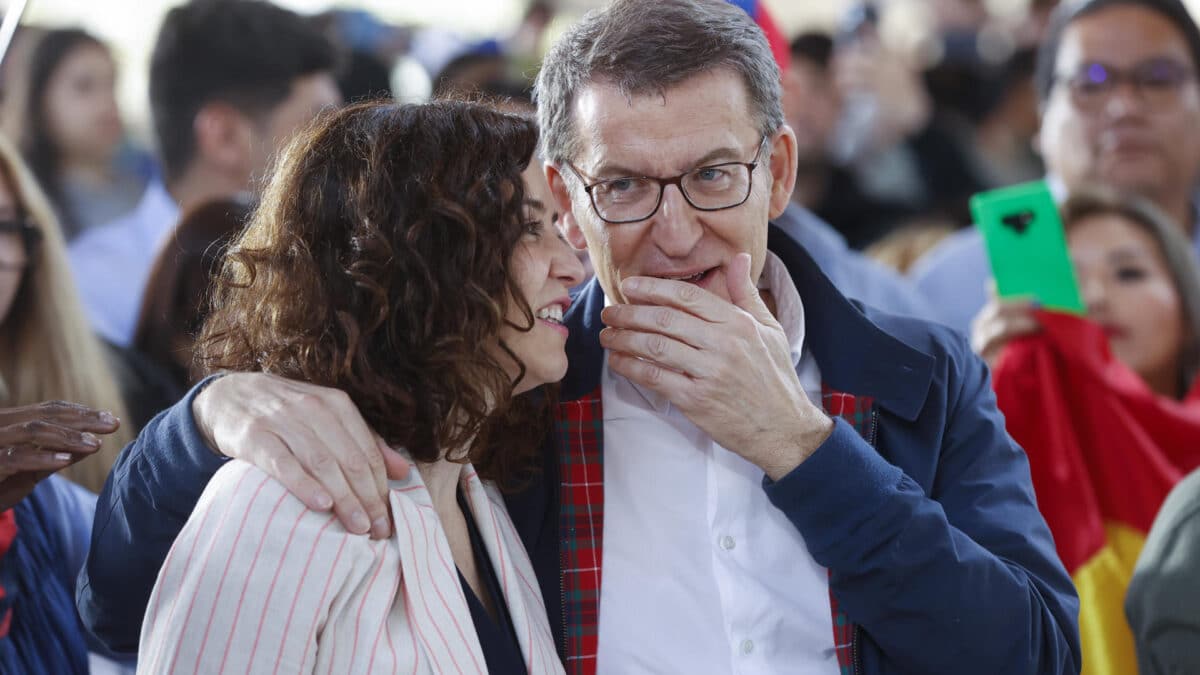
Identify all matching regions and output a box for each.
[972,186,1200,675]
[972,189,1200,397]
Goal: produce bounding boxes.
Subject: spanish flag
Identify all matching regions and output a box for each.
[993,312,1200,675]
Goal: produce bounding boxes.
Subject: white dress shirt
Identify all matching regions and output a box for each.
[139,458,563,674]
[68,179,180,346]
[596,251,836,674]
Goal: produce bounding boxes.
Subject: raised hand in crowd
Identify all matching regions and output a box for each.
[0,400,118,509]
[970,283,1041,369]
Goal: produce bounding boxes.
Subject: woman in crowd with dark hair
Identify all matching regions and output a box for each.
[972,188,1200,394]
[132,199,249,408]
[137,100,582,674]
[20,29,153,239]
[971,187,1200,673]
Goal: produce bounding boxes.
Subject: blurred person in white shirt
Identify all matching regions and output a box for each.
[68,0,342,347]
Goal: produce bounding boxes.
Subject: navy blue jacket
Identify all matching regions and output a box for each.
[78,226,1080,674]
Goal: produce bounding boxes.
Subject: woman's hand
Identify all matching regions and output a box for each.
[0,400,120,510]
[970,288,1042,369]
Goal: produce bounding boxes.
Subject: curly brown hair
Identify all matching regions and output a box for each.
[198,100,548,485]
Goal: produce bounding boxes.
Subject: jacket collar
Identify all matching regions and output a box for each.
[561,223,934,421]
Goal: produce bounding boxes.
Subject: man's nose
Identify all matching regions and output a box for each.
[651,184,703,257]
[1103,80,1148,119]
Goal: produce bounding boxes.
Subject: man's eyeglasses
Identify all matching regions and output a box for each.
[567,136,768,225]
[1055,58,1197,112]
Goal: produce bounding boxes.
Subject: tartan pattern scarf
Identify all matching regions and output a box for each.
[554,384,878,675]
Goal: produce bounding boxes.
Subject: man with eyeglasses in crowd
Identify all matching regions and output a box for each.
[913,0,1200,338]
[79,0,1080,673]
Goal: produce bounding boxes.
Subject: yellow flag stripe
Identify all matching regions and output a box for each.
[1072,522,1145,675]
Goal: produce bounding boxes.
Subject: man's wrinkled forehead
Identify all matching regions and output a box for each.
[569,70,759,176]
[1057,5,1197,70]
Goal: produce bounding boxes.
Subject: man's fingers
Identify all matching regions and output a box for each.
[378,437,409,482]
[295,402,390,539]
[280,425,372,535]
[599,328,708,378]
[618,276,729,322]
[0,419,104,455]
[599,304,714,349]
[250,433,334,513]
[321,389,390,493]
[607,351,694,402]
[724,252,774,325]
[339,444,392,540]
[202,373,391,538]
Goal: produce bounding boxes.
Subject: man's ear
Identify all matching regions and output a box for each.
[193,102,253,174]
[767,125,799,220]
[546,162,589,250]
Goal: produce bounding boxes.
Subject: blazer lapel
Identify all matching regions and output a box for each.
[387,467,489,674]
[460,468,565,675]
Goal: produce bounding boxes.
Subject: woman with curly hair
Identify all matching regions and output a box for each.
[136,100,583,674]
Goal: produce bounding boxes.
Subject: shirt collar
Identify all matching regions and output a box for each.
[605,251,806,413]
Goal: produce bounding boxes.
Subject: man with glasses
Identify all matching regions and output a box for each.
[79,1,1079,673]
[565,135,768,224]
[913,0,1200,335]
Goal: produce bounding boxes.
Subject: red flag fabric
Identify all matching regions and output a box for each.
[0,509,16,637]
[993,311,1200,675]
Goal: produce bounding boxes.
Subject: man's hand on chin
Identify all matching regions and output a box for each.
[599,253,834,480]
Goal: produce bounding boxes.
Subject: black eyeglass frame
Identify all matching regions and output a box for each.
[1053,58,1199,111]
[566,135,770,225]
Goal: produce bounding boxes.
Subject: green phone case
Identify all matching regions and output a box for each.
[971,180,1085,314]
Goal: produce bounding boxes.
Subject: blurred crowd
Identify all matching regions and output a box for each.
[1,0,1200,674]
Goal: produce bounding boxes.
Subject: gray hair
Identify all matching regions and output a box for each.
[533,0,784,164]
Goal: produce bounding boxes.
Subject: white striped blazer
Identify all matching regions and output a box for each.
[137,458,564,675]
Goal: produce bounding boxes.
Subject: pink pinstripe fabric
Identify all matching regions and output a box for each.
[139,460,563,675]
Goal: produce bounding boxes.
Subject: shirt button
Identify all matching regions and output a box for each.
[719,535,736,550]
[740,639,754,655]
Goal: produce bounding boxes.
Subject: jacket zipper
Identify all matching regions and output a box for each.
[866,407,879,446]
[850,408,879,675]
[851,626,862,675]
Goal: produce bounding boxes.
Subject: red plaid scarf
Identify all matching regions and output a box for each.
[554,385,877,675]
